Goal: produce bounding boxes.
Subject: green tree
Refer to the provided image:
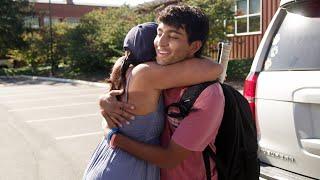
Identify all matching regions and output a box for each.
[67,6,154,73]
[136,0,234,43]
[184,0,234,57]
[9,22,73,73]
[0,0,32,57]
[9,31,47,72]
[184,0,234,43]
[43,23,74,71]
[136,0,234,57]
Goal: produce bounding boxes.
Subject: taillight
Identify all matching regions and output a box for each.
[243,72,258,117]
[243,72,260,136]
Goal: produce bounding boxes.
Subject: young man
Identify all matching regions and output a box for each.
[100,5,225,180]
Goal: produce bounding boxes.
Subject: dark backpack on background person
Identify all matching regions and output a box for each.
[165,81,260,180]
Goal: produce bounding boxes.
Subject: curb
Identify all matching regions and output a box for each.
[0,75,108,88]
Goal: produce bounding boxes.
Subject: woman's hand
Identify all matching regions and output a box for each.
[99,89,135,127]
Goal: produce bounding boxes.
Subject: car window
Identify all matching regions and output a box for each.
[263,1,320,71]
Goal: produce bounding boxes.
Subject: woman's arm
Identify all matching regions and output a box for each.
[132,58,222,90]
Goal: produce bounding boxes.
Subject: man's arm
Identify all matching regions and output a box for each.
[136,59,222,90]
[100,58,222,125]
[111,84,225,168]
[113,135,191,168]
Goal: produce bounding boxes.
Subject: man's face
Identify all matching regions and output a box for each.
[154,23,197,65]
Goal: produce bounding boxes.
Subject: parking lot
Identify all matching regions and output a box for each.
[0,77,108,180]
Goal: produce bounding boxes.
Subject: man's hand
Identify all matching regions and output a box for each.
[99,89,135,127]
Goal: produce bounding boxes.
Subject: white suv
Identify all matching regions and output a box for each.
[243,0,320,179]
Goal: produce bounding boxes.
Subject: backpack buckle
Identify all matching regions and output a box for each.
[165,102,188,120]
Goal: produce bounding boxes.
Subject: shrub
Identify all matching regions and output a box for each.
[0,0,32,56]
[9,22,74,74]
[226,58,253,80]
[9,31,47,72]
[66,6,155,73]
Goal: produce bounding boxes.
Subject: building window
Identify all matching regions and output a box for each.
[64,17,80,25]
[43,16,61,26]
[226,0,261,35]
[31,0,66,4]
[24,16,40,29]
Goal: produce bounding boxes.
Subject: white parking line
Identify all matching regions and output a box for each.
[55,131,103,140]
[4,94,99,104]
[26,113,99,123]
[8,102,96,112]
[0,88,105,98]
[0,85,79,93]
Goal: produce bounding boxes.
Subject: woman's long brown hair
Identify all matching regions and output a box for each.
[106,51,134,91]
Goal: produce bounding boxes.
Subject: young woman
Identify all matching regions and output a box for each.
[83,22,222,180]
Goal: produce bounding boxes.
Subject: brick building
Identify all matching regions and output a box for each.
[26,0,281,61]
[25,0,109,28]
[208,0,281,60]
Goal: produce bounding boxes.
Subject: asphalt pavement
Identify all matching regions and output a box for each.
[0,76,247,180]
[0,77,108,180]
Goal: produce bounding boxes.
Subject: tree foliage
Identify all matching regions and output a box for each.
[0,0,33,57]
[9,32,46,72]
[10,23,74,71]
[183,0,234,43]
[67,6,154,73]
[6,1,234,76]
[139,0,234,42]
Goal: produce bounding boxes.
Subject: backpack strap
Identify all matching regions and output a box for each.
[203,146,215,180]
[165,81,217,119]
[203,145,230,180]
[165,80,218,180]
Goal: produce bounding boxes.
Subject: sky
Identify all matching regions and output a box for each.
[34,0,155,6]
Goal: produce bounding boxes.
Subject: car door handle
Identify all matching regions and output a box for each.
[293,89,320,104]
[300,139,320,156]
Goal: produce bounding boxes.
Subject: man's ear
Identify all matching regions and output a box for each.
[189,40,202,55]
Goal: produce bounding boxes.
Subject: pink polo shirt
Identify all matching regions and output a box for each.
[160,83,225,180]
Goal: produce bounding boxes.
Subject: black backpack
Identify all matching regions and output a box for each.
[165,81,260,180]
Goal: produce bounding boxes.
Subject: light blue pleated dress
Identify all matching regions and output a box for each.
[83,74,164,180]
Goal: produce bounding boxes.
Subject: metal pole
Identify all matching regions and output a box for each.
[49,0,54,76]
